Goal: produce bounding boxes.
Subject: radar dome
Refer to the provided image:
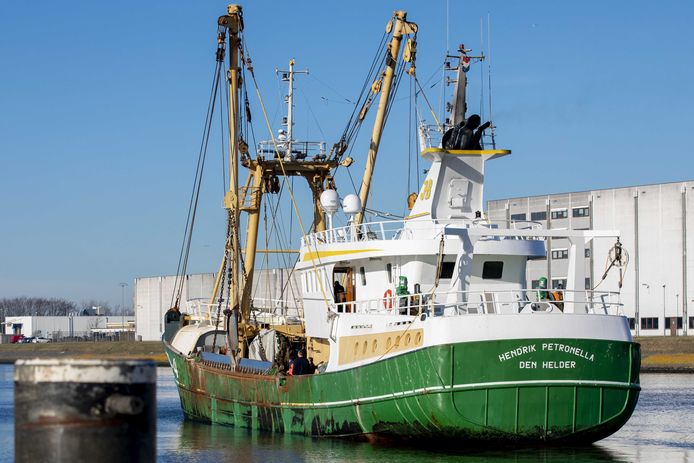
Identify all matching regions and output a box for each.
[342,194,362,214]
[320,190,339,214]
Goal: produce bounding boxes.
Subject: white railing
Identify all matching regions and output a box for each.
[256,140,326,160]
[183,298,303,326]
[301,218,544,248]
[332,289,623,317]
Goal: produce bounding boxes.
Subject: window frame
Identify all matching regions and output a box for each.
[550,209,568,220]
[482,261,504,279]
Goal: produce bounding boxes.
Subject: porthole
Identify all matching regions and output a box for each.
[362,341,368,355]
[415,332,422,345]
[353,343,359,357]
[405,334,411,346]
[386,337,392,349]
[395,335,401,347]
[372,339,378,353]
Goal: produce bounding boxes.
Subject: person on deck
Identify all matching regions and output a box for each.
[333,280,346,303]
[292,350,312,376]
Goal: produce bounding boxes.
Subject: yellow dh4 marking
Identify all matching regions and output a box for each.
[302,249,382,262]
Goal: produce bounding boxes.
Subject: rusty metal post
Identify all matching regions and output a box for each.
[15,359,156,463]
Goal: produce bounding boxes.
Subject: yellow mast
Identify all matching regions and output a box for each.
[355,11,416,225]
[208,5,243,319]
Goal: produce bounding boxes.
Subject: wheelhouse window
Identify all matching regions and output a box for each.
[438,261,455,279]
[572,207,590,218]
[640,317,659,330]
[551,278,567,289]
[482,261,503,279]
[585,248,591,258]
[530,211,546,221]
[510,213,526,221]
[551,249,568,259]
[628,318,636,330]
[585,277,591,290]
[551,209,568,220]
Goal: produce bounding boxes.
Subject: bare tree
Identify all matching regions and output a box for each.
[0,297,77,317]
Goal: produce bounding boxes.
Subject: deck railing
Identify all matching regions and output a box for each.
[184,298,303,326]
[301,218,544,248]
[332,288,623,317]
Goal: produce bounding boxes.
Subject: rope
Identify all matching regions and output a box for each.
[171,57,224,309]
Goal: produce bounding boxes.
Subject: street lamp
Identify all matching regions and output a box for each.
[662,284,666,336]
[676,293,680,335]
[119,282,128,340]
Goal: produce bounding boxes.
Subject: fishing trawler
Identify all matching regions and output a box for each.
[163,5,640,443]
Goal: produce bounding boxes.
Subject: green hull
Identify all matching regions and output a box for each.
[164,338,640,443]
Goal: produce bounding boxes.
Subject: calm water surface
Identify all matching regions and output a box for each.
[0,364,692,462]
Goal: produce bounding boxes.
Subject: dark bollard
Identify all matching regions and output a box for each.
[15,359,156,463]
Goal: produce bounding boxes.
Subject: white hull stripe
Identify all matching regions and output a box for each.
[279,379,640,408]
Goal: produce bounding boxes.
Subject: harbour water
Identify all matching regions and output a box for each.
[0,364,692,462]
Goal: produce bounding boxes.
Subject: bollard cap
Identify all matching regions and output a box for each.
[15,359,156,384]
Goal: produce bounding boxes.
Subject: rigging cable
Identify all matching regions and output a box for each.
[171,53,224,309]
[243,42,333,310]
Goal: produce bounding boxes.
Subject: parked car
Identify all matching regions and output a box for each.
[32,337,50,343]
[21,337,34,344]
[10,335,24,344]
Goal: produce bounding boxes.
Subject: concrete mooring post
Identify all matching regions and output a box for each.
[15,359,156,463]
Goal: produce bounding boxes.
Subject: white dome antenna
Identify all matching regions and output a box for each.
[342,194,362,215]
[320,190,339,229]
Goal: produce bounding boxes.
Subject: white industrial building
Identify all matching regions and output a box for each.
[135,268,300,341]
[487,180,693,336]
[5,315,134,340]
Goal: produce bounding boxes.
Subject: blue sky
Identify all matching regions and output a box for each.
[1,1,692,307]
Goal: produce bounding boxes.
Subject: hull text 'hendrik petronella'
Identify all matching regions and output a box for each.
[163,4,640,444]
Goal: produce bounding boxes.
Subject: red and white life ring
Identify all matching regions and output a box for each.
[383,289,393,309]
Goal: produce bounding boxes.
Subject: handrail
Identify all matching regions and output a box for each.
[301,218,544,247]
[331,288,623,317]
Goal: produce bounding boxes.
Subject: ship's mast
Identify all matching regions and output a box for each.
[355,11,416,225]
[276,59,309,161]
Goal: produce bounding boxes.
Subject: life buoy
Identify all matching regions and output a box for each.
[383,289,393,309]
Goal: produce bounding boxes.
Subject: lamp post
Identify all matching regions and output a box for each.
[676,293,680,335]
[119,282,128,340]
[662,284,666,336]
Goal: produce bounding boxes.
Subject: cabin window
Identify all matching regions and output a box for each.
[482,261,503,279]
[585,248,591,258]
[531,279,541,289]
[640,317,659,330]
[551,209,568,220]
[572,207,590,218]
[689,317,694,329]
[551,249,568,259]
[386,263,392,283]
[552,278,567,289]
[359,267,366,286]
[530,211,546,221]
[438,261,455,279]
[510,213,526,221]
[628,318,636,330]
[585,277,591,290]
